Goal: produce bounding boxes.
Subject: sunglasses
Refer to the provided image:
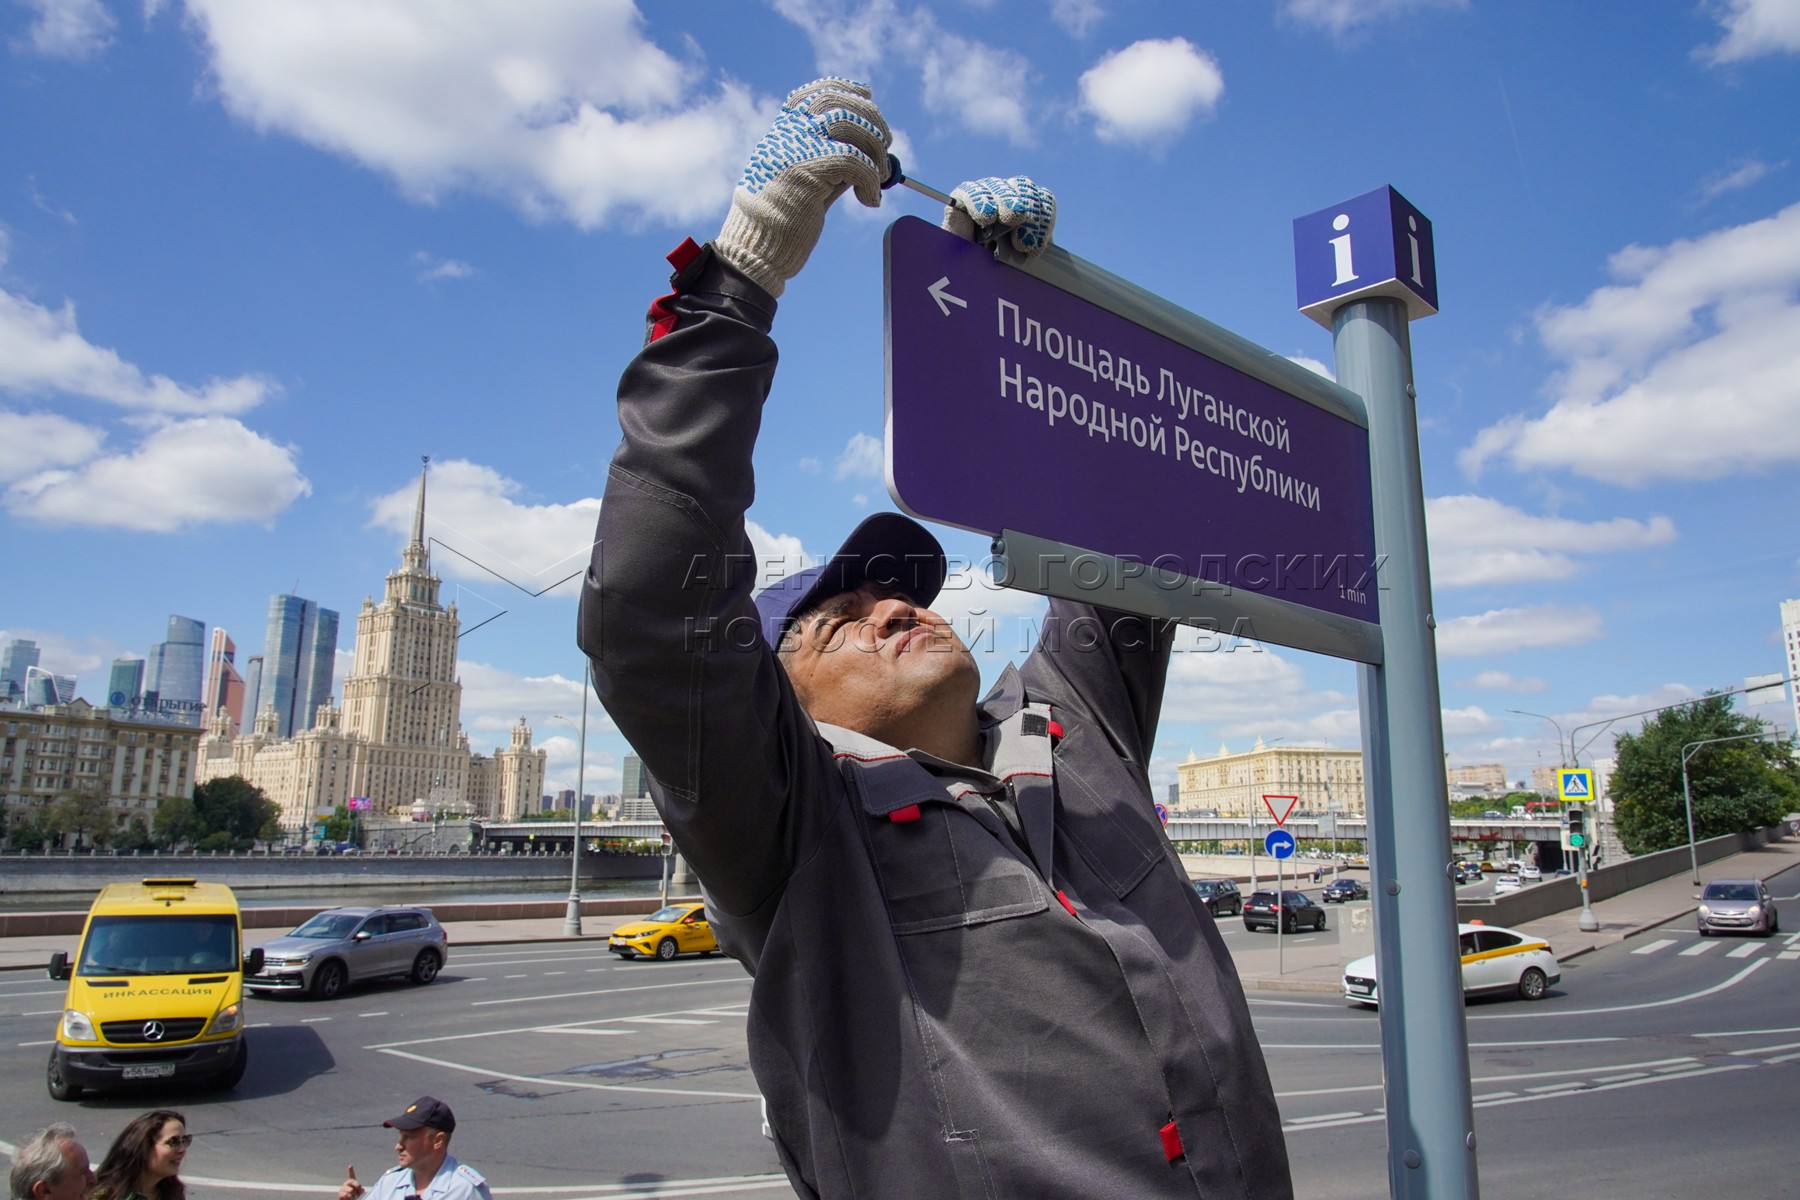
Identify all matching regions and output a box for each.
[160,1136,194,1150]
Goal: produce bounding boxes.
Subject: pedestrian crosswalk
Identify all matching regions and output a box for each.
[1627,930,1799,961]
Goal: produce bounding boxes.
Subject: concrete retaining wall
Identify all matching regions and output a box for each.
[0,851,662,894]
[1456,825,1784,927]
[0,895,688,938]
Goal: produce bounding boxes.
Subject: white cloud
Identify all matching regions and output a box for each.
[454,660,621,795]
[414,251,476,282]
[1079,39,1223,146]
[1462,201,1800,484]
[1435,604,1604,658]
[1286,355,1335,380]
[1459,670,1549,694]
[14,0,116,59]
[0,410,104,483]
[0,276,274,415]
[1280,0,1467,38]
[1699,158,1780,203]
[1161,631,1355,739]
[1440,705,1501,736]
[1700,0,1800,64]
[833,431,882,480]
[4,417,310,531]
[180,0,770,230]
[1426,494,1675,587]
[770,0,1035,143]
[1050,0,1104,38]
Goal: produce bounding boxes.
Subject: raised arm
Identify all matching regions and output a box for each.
[576,80,891,924]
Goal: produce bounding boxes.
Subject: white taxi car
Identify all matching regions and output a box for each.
[1343,923,1560,1006]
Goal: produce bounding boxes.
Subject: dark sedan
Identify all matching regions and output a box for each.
[1322,877,1369,903]
[1243,890,1328,933]
[1191,879,1243,916]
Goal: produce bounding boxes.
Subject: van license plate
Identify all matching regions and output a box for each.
[122,1063,175,1079]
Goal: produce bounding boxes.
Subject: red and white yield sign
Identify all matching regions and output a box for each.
[1262,794,1300,827]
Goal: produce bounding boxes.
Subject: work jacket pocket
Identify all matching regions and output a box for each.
[1054,744,1166,900]
[848,757,1047,935]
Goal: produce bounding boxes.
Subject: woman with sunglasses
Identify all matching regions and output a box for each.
[90,1111,190,1200]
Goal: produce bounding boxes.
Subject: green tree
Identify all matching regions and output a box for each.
[47,792,118,850]
[6,809,53,851]
[192,776,282,850]
[1611,694,1798,855]
[321,804,354,843]
[113,816,155,853]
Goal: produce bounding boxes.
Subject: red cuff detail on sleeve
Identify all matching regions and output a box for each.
[888,804,922,824]
[1160,1120,1185,1163]
[666,237,702,273]
[1056,890,1078,918]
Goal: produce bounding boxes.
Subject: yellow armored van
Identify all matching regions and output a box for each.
[45,877,261,1100]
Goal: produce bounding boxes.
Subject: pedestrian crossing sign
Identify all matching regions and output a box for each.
[1557,769,1592,802]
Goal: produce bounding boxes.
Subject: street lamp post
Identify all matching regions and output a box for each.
[1680,732,1771,885]
[549,664,592,937]
[1508,709,1598,932]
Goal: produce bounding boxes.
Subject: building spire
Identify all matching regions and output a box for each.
[412,455,429,548]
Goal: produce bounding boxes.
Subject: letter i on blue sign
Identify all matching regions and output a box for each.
[1330,214,1357,285]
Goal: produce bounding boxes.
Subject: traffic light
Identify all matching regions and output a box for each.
[1565,804,1587,850]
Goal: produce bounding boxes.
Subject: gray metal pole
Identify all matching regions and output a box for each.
[1682,758,1699,885]
[1334,296,1479,1200]
[562,665,589,936]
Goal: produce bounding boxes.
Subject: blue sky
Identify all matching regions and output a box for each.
[4,0,1799,799]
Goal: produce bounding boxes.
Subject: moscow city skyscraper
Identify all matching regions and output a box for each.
[108,657,144,708]
[144,615,205,723]
[203,628,247,734]
[261,594,339,738]
[1,638,39,702]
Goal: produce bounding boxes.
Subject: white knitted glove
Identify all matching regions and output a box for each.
[941,176,1056,258]
[715,78,892,297]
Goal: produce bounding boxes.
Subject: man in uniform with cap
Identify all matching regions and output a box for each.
[336,1098,489,1200]
[579,77,1291,1198]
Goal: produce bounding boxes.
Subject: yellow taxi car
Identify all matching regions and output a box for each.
[608,903,718,961]
[1342,922,1560,1007]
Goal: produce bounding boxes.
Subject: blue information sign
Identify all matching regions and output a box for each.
[885,217,1380,628]
[1293,185,1438,328]
[1264,829,1296,859]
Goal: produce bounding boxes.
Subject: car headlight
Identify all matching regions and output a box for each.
[1697,905,1710,917]
[61,1010,96,1041]
[1748,906,1761,920]
[206,1003,242,1036]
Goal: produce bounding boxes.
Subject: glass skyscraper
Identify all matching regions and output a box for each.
[2,638,40,702]
[242,655,263,725]
[108,657,144,708]
[144,615,206,724]
[262,595,339,738]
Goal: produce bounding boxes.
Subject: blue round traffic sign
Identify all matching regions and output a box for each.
[1264,830,1296,859]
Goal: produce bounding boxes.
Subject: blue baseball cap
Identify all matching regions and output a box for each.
[755,512,947,649]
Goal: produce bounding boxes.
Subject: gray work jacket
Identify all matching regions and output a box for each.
[579,243,1292,1199]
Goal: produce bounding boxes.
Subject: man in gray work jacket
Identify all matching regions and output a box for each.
[578,78,1292,1199]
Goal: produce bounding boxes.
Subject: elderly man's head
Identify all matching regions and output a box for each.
[9,1125,92,1200]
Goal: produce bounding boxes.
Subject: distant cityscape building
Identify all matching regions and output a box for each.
[241,655,263,727]
[1530,764,1559,796]
[144,615,206,725]
[1447,763,1508,797]
[260,595,338,738]
[1175,739,1366,818]
[1,699,200,846]
[198,461,544,836]
[202,629,247,735]
[23,668,77,707]
[1781,600,1800,735]
[2,639,40,703]
[621,753,649,800]
[108,657,144,709]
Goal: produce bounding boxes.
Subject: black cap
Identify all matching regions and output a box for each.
[754,512,947,648]
[385,1096,455,1135]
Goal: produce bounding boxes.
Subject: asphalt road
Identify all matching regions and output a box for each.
[2,865,1796,1199]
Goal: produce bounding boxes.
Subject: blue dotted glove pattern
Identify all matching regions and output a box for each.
[739,78,887,201]
[950,176,1057,256]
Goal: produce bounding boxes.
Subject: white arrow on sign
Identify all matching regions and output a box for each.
[927,276,967,317]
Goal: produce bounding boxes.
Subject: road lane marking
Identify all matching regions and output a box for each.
[371,993,754,1049]
[1524,1083,1582,1094]
[528,1027,630,1036]
[1272,1055,1698,1100]
[542,971,566,976]
[505,974,529,979]
[1469,959,1768,1019]
[1693,1023,1800,1038]
[360,1012,388,1018]
[1726,943,1760,958]
[21,1009,62,1016]
[1590,1073,1648,1083]
[16,1039,54,1047]
[621,1017,713,1026]
[301,1017,331,1024]
[1630,939,1677,955]
[373,1046,761,1101]
[469,976,750,1008]
[0,988,65,998]
[1286,1111,1363,1124]
[1779,950,1799,961]
[1729,1040,1800,1057]
[1678,942,1719,956]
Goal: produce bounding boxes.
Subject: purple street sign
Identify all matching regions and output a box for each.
[885,216,1378,625]
[1293,185,1438,328]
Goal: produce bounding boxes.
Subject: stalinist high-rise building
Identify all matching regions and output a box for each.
[198,461,545,836]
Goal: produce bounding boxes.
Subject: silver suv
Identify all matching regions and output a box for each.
[246,906,448,999]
